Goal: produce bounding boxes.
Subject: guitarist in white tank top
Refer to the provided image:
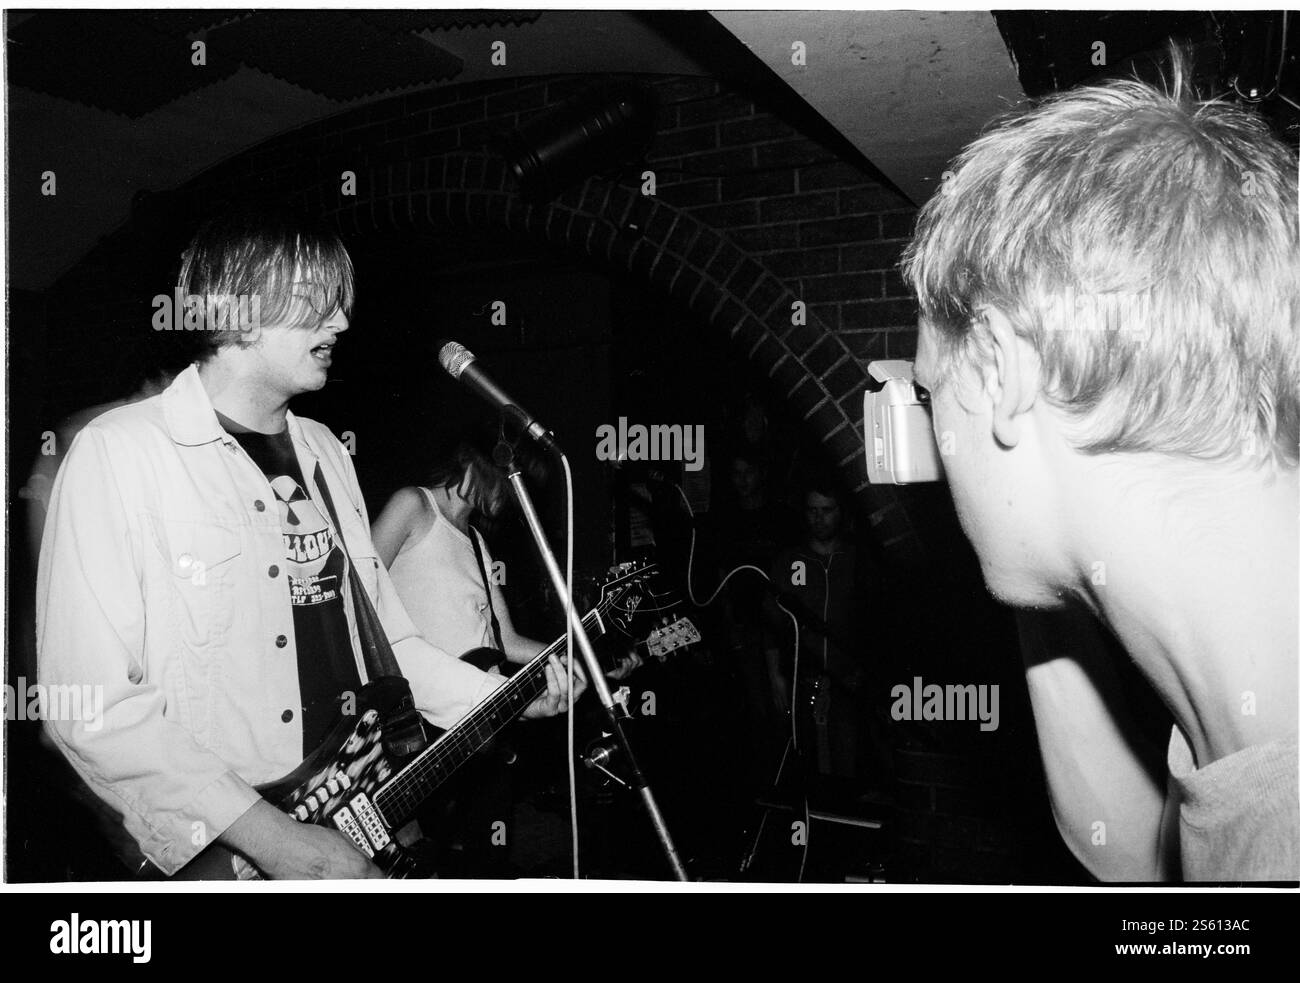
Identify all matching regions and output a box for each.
[372,440,559,875]
[371,442,546,668]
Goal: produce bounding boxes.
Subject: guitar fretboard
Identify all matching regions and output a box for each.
[374,605,607,827]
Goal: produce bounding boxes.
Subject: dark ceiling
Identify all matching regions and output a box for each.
[6,10,544,115]
[995,10,1299,137]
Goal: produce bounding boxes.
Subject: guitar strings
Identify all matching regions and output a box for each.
[376,605,606,819]
[374,596,618,821]
[379,566,683,824]
[376,563,659,821]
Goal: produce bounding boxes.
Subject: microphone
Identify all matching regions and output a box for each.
[437,340,560,454]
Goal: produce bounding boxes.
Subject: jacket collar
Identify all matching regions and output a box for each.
[161,362,313,458]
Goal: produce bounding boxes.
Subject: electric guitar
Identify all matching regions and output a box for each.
[153,561,688,879]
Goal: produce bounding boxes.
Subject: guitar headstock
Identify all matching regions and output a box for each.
[644,615,702,660]
[597,561,682,641]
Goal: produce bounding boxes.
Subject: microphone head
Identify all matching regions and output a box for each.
[437,340,476,379]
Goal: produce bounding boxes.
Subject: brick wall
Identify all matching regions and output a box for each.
[644,76,919,364]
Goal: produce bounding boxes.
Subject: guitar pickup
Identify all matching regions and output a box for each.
[332,806,375,858]
[347,792,391,853]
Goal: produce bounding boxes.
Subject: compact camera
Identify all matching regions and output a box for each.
[863,360,944,485]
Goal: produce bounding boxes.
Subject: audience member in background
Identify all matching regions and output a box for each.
[703,447,798,785]
[765,478,889,796]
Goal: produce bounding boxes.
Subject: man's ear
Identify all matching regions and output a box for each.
[977,307,1041,448]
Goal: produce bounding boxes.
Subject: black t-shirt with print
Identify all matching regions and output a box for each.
[217,412,362,756]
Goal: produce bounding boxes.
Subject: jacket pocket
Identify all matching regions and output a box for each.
[155,518,243,648]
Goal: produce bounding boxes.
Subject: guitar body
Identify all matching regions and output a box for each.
[162,677,426,880]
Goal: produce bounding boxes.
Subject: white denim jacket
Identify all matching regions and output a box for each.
[36,364,500,875]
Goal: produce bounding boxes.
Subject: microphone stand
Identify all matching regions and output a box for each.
[501,444,689,882]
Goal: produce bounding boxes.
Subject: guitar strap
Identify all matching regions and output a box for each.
[313,463,426,759]
[468,527,505,654]
[312,462,403,680]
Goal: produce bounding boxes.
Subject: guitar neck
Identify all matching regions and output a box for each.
[374,606,605,828]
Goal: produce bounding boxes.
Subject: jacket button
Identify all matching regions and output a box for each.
[254,500,266,512]
[268,565,279,578]
[281,709,293,723]
[275,634,288,648]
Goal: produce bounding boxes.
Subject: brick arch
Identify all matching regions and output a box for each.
[304,151,923,565]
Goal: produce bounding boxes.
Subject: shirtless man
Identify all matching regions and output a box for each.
[903,62,1298,881]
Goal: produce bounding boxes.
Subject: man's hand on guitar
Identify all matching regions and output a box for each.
[521,653,587,719]
[267,822,385,880]
[606,648,643,682]
[221,800,384,879]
